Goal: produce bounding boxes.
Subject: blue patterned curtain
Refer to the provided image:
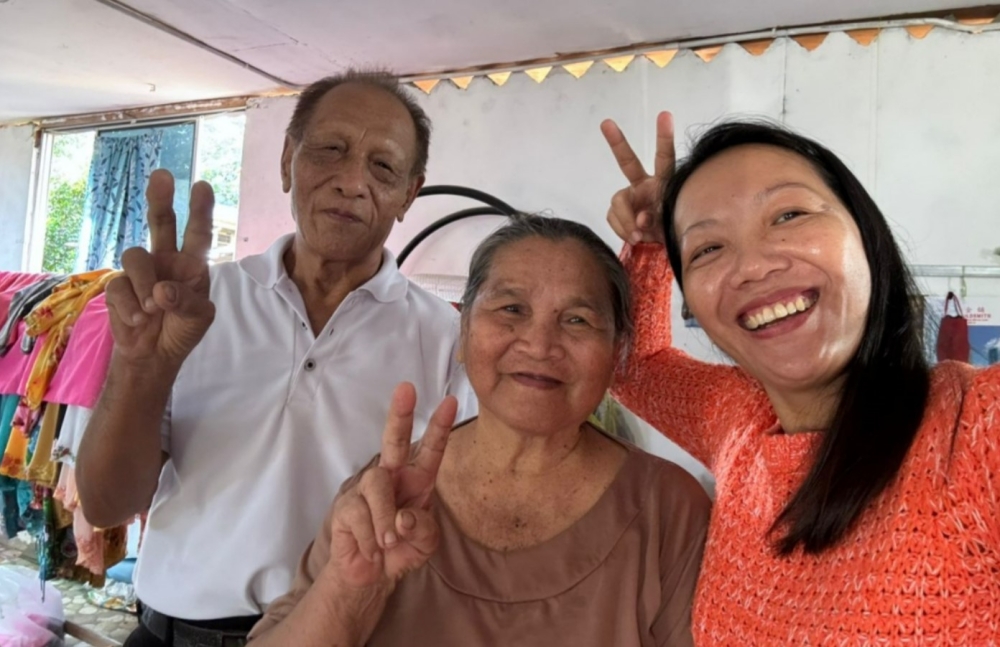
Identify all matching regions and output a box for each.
[78,128,165,271]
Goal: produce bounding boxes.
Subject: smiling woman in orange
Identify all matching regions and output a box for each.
[602,115,1000,645]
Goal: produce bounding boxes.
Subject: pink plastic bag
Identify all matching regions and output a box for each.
[0,566,64,647]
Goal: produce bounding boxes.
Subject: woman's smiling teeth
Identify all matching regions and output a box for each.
[743,295,816,331]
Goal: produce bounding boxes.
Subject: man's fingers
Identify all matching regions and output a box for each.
[105,275,147,328]
[379,382,417,471]
[181,181,215,260]
[335,495,381,563]
[600,119,649,187]
[120,247,159,314]
[395,508,439,557]
[652,111,677,179]
[412,395,457,481]
[152,281,216,323]
[358,468,400,551]
[146,170,179,254]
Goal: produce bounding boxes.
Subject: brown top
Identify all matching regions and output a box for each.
[250,442,711,646]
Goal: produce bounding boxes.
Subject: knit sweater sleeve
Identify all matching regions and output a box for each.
[612,243,771,470]
[962,362,1000,541]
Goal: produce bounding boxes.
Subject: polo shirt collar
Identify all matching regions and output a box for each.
[238,233,409,303]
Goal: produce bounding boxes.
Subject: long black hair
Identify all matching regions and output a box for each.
[661,121,931,555]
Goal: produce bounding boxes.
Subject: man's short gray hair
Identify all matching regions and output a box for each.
[286,69,432,176]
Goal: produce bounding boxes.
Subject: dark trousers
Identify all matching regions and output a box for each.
[123,623,168,647]
[125,602,257,647]
[123,625,251,647]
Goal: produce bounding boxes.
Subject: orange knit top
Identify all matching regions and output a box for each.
[613,243,1000,646]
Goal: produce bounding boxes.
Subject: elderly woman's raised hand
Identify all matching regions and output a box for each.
[600,111,675,246]
[328,382,458,590]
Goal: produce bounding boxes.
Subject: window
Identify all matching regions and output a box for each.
[37,111,245,272]
[196,113,245,264]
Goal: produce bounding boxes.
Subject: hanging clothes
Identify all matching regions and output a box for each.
[0,326,43,397]
[0,273,47,316]
[21,269,118,410]
[0,403,63,484]
[11,416,45,536]
[51,405,92,466]
[45,294,114,409]
[0,395,20,538]
[0,274,59,399]
[0,271,135,585]
[0,406,34,480]
[25,404,63,486]
[0,271,116,409]
[0,276,64,355]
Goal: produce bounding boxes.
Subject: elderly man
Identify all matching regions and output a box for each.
[76,71,475,647]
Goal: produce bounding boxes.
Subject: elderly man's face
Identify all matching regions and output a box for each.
[281,83,423,265]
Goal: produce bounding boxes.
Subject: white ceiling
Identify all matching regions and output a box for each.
[0,0,984,123]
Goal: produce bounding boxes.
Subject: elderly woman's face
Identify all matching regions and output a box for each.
[461,237,618,435]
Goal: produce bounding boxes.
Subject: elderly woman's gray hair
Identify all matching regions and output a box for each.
[460,214,634,363]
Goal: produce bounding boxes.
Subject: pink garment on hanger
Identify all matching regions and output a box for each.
[0,281,112,407]
[0,273,47,329]
[0,272,53,395]
[0,321,46,395]
[46,294,113,408]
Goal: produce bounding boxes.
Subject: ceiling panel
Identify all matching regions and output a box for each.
[124,0,984,85]
[0,0,277,123]
[0,0,985,123]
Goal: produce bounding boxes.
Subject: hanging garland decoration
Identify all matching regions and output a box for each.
[402,11,1000,95]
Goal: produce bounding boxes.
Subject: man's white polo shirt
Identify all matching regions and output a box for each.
[133,234,476,619]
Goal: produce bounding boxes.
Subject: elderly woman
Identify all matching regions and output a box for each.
[601,115,1000,645]
[247,215,711,647]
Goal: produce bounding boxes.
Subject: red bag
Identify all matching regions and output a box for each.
[936,292,970,363]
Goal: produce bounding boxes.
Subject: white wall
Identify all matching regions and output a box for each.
[235,28,1000,491]
[237,97,296,255]
[239,28,1000,323]
[0,125,36,271]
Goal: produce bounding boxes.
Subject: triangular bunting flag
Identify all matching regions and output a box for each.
[694,46,723,63]
[525,67,553,83]
[644,50,678,68]
[846,29,880,47]
[488,72,511,87]
[957,16,997,25]
[740,39,774,56]
[603,55,635,72]
[905,25,935,39]
[450,76,474,90]
[413,79,439,94]
[954,8,999,25]
[563,61,595,79]
[791,33,828,51]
